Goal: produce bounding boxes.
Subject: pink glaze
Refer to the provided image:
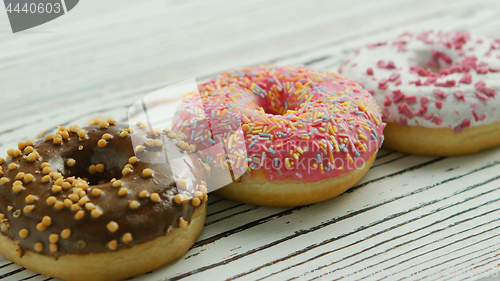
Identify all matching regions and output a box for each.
[172,65,385,182]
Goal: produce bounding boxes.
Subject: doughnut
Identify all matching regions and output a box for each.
[0,120,209,281]
[172,65,385,207]
[339,31,500,156]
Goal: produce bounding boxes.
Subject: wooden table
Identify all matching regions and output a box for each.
[1,0,500,280]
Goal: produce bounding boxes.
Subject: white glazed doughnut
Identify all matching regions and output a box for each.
[339,31,500,156]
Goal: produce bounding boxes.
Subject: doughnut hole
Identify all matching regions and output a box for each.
[61,144,133,185]
[408,48,455,73]
[244,80,338,116]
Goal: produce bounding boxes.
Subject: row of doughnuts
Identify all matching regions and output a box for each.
[1,30,499,280]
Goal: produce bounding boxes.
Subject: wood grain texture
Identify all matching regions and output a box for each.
[1,0,500,280]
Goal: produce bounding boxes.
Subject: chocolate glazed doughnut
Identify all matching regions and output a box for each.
[0,120,209,281]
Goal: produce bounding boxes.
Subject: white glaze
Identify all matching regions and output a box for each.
[339,31,500,132]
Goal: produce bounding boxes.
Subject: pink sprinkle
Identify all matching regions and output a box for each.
[399,118,408,126]
[476,67,488,74]
[383,95,392,106]
[463,119,471,128]
[377,60,396,69]
[489,67,500,72]
[459,73,472,84]
[435,100,443,109]
[423,77,437,85]
[432,115,443,125]
[392,89,405,103]
[435,80,456,87]
[397,103,414,118]
[454,90,465,101]
[475,91,490,101]
[415,105,427,116]
[472,109,487,121]
[475,80,497,97]
[367,68,374,75]
[433,89,448,99]
[409,80,422,86]
[395,80,402,86]
[404,95,418,104]
[389,72,400,81]
[424,114,434,120]
[367,42,388,48]
[420,96,429,104]
[454,119,471,133]
[379,83,389,90]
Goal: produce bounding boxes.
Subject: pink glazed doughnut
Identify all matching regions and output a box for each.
[340,31,500,156]
[172,65,385,206]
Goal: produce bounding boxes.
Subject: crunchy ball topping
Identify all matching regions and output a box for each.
[42,166,52,174]
[19,229,29,239]
[15,172,25,180]
[96,163,105,173]
[49,233,59,244]
[91,188,102,197]
[191,197,201,207]
[41,175,51,183]
[90,209,102,218]
[112,180,122,188]
[23,205,34,213]
[128,156,138,164]
[118,187,128,196]
[139,190,148,198]
[98,139,107,148]
[61,229,71,239]
[99,121,110,129]
[135,145,145,153]
[122,168,132,176]
[54,201,65,210]
[142,168,153,177]
[75,210,85,220]
[119,131,129,138]
[176,179,187,189]
[174,194,188,204]
[34,242,44,252]
[42,216,52,226]
[0,158,4,165]
[122,233,133,244]
[8,163,18,170]
[102,133,112,140]
[12,185,23,193]
[24,174,34,183]
[179,218,188,228]
[77,129,88,139]
[150,193,160,202]
[49,243,58,253]
[122,232,132,244]
[25,195,36,204]
[107,221,119,233]
[129,200,139,209]
[36,223,47,232]
[108,240,117,250]
[66,158,76,167]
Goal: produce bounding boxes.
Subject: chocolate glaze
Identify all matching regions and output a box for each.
[0,124,207,257]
